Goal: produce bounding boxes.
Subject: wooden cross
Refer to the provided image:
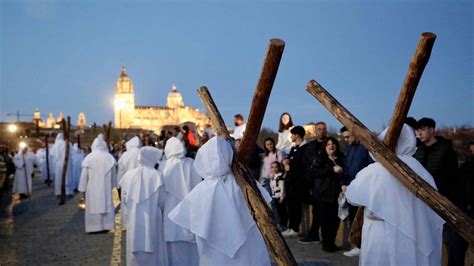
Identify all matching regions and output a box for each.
[198,39,297,265]
[102,121,113,152]
[306,32,474,244]
[44,135,52,186]
[59,116,71,205]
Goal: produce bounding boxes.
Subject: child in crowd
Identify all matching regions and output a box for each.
[270,160,288,231]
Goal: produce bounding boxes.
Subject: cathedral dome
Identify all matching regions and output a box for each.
[167,84,184,109]
[116,66,134,93]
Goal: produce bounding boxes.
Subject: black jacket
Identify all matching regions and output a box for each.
[414,136,458,200]
[286,142,310,198]
[310,155,345,203]
[457,157,474,218]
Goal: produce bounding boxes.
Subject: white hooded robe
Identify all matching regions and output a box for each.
[120,144,162,230]
[118,136,142,227]
[50,133,74,195]
[35,148,47,181]
[71,144,85,190]
[120,146,168,266]
[346,125,444,266]
[79,137,117,233]
[117,136,141,185]
[159,137,201,266]
[12,148,35,195]
[169,136,272,266]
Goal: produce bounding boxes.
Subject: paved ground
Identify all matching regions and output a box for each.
[0,176,358,265]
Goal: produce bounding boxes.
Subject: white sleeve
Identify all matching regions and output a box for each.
[78,167,89,192]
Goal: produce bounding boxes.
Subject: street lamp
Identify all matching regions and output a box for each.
[115,98,125,128]
[8,124,17,133]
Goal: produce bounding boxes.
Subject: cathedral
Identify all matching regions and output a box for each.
[114,67,210,133]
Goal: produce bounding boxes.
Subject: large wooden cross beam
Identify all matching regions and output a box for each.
[59,116,71,205]
[349,32,437,245]
[44,135,52,186]
[198,39,297,265]
[383,32,436,149]
[306,80,474,243]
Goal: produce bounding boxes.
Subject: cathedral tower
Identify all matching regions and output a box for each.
[114,67,135,128]
[167,84,184,109]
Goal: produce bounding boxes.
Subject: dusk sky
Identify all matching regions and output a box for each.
[1,0,472,132]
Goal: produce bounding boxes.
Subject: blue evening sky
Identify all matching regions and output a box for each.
[1,0,472,132]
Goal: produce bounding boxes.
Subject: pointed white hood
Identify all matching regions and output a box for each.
[378,124,417,157]
[164,137,186,159]
[346,124,444,259]
[126,136,141,151]
[129,147,163,204]
[117,137,142,184]
[168,136,269,258]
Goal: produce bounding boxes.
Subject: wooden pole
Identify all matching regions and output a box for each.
[22,152,31,196]
[238,39,285,164]
[198,86,297,265]
[45,135,51,186]
[59,116,71,205]
[77,134,81,150]
[198,87,231,140]
[107,121,112,140]
[35,119,40,135]
[103,122,113,152]
[306,80,474,243]
[349,32,438,246]
[384,32,437,150]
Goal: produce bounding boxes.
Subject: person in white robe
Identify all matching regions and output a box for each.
[118,136,141,185]
[159,137,201,266]
[346,124,444,266]
[13,146,35,197]
[35,148,47,181]
[50,133,74,196]
[71,144,85,191]
[117,136,141,227]
[120,146,168,266]
[169,136,272,266]
[119,145,163,230]
[78,137,117,233]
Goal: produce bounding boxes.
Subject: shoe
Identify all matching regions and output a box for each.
[281,229,299,237]
[19,194,29,199]
[343,247,360,257]
[298,236,320,244]
[322,244,341,253]
[277,225,287,232]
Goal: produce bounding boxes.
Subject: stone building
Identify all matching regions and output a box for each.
[113,67,210,133]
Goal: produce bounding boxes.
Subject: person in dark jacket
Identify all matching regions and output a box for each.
[414,118,458,199]
[339,126,372,255]
[445,140,473,266]
[312,137,346,252]
[414,117,461,266]
[459,141,474,219]
[297,122,328,244]
[281,126,309,237]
